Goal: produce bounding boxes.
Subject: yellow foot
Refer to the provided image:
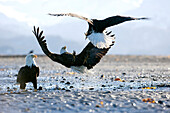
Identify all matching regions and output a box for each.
[20,89,26,92]
[66,72,76,75]
[33,89,37,92]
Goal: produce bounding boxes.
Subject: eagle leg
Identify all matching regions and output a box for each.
[32,79,37,89]
[20,83,26,89]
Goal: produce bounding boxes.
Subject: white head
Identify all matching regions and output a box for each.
[60,46,67,54]
[26,53,37,67]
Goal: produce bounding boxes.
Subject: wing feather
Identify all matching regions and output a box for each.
[49,13,93,25]
[32,26,76,68]
[32,26,63,62]
[32,26,52,57]
[84,47,110,69]
[93,15,149,32]
[77,41,115,69]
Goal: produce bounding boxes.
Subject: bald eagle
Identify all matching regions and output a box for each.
[32,26,114,73]
[17,53,39,89]
[49,13,148,49]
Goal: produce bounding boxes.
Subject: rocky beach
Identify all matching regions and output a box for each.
[0,55,169,113]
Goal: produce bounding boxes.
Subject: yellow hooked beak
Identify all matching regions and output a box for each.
[33,55,37,58]
[63,46,66,49]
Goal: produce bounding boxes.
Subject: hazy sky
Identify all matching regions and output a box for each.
[0,0,144,26]
[0,0,169,55]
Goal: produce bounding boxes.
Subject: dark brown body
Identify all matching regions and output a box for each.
[17,65,39,89]
[33,27,114,70]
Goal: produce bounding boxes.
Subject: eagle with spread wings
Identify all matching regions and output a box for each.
[33,26,114,73]
[33,13,147,73]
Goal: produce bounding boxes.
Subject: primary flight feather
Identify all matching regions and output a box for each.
[49,13,148,49]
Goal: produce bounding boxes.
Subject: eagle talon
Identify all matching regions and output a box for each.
[34,89,37,92]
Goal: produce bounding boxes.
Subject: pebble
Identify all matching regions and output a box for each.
[153,78,157,81]
[38,86,43,90]
[63,78,66,81]
[104,91,111,94]
[60,81,65,83]
[157,100,163,104]
[166,105,170,108]
[110,77,114,81]
[101,85,106,87]
[66,90,71,92]
[100,75,104,79]
[69,86,74,89]
[0,55,170,113]
[130,80,134,82]
[65,82,71,85]
[89,88,94,90]
[122,73,126,75]
[95,105,100,107]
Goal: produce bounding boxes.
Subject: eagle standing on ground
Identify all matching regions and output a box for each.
[33,27,114,73]
[17,53,39,89]
[49,13,148,49]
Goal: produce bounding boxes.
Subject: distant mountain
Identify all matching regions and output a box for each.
[0,13,31,39]
[0,13,83,55]
[108,0,170,55]
[0,34,83,55]
[0,0,170,55]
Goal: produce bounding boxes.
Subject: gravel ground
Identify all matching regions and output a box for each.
[0,55,169,113]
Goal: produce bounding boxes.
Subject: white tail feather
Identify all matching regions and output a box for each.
[87,32,115,49]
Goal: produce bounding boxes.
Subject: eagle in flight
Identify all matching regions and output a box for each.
[49,13,148,49]
[33,27,114,73]
[33,13,147,73]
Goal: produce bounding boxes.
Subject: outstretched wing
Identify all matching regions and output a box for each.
[77,41,115,69]
[49,13,93,25]
[32,27,63,63]
[32,26,76,68]
[32,26,52,57]
[93,15,149,32]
